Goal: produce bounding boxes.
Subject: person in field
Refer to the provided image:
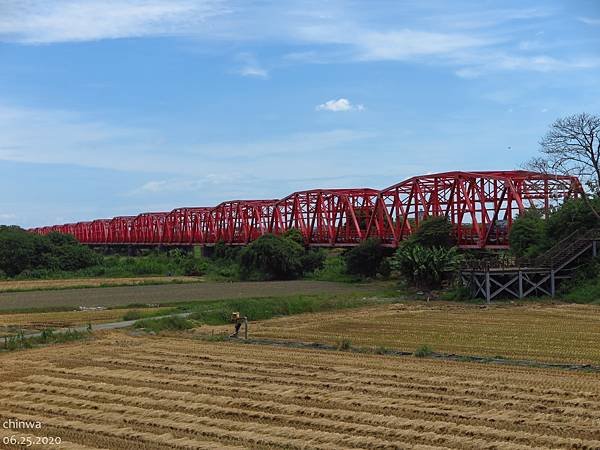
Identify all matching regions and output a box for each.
[230,312,247,338]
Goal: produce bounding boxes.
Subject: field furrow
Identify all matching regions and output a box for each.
[1,332,599,448]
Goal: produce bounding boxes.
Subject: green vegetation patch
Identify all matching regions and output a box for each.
[187,293,387,326]
[133,315,195,333]
[2,328,91,351]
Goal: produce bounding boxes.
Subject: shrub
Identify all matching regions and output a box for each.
[133,315,194,333]
[282,228,305,246]
[311,254,360,282]
[545,197,600,243]
[0,226,100,277]
[181,257,208,276]
[213,240,241,261]
[299,249,326,275]
[123,310,143,321]
[239,234,305,280]
[414,344,433,357]
[344,238,385,277]
[509,209,548,258]
[337,339,352,351]
[412,216,454,248]
[391,243,462,288]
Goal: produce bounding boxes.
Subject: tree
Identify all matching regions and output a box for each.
[239,234,305,280]
[545,197,600,242]
[526,113,600,192]
[344,238,385,277]
[0,227,100,276]
[411,216,454,248]
[509,209,547,258]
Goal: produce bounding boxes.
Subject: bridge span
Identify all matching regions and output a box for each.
[30,170,582,249]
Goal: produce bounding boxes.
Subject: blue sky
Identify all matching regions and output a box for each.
[1,0,599,228]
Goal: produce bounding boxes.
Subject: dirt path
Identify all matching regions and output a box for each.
[0,280,376,312]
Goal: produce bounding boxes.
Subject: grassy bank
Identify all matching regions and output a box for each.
[2,328,91,351]
[184,292,391,325]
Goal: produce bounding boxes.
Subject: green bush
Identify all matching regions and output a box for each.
[311,255,357,282]
[509,209,548,258]
[414,344,433,357]
[181,257,208,276]
[282,228,305,246]
[0,226,100,277]
[391,242,462,288]
[412,216,454,248]
[3,328,89,351]
[299,249,326,275]
[337,339,352,351]
[213,240,242,261]
[344,238,385,277]
[239,234,305,280]
[123,310,143,321]
[545,197,600,242]
[133,315,194,333]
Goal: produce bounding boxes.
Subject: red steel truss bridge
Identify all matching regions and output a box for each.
[30,170,583,249]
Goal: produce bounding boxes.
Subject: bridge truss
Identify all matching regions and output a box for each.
[30,170,582,249]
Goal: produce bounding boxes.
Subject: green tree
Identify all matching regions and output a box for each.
[545,197,600,242]
[239,234,305,280]
[0,226,100,277]
[0,226,36,276]
[509,209,548,258]
[412,216,454,248]
[282,228,305,246]
[344,238,385,277]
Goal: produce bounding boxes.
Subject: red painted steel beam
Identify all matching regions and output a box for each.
[27,170,584,249]
[210,200,278,245]
[270,188,380,246]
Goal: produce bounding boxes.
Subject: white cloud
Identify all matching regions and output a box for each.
[316,98,364,112]
[295,24,491,61]
[0,0,229,44]
[578,17,600,26]
[235,53,268,78]
[455,53,600,78]
[0,1,597,79]
[133,174,232,194]
[239,66,268,78]
[0,100,375,178]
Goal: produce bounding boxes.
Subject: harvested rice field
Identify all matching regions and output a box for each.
[0,307,168,335]
[0,331,599,449]
[0,276,201,293]
[246,302,600,365]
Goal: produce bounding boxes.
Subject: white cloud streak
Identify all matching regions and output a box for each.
[0,0,229,44]
[235,52,268,78]
[0,1,597,78]
[316,98,363,112]
[0,101,376,179]
[578,17,600,26]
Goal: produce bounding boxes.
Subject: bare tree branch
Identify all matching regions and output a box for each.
[524,113,600,219]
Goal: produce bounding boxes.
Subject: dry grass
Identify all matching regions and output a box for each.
[0,331,599,449]
[247,302,600,365]
[0,276,201,292]
[0,307,168,334]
